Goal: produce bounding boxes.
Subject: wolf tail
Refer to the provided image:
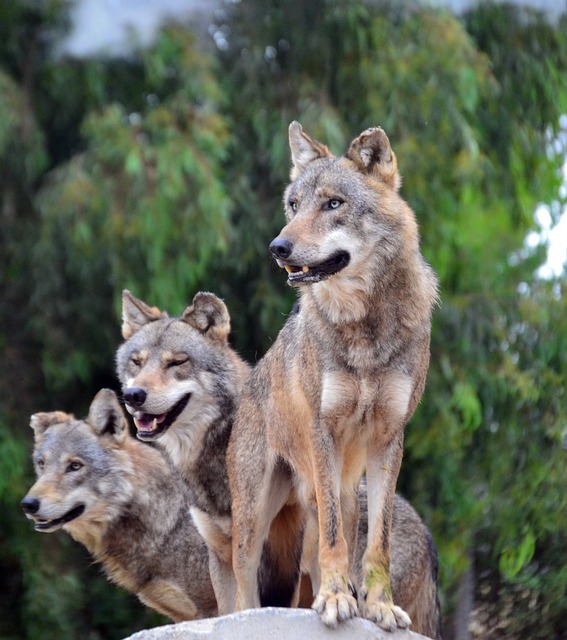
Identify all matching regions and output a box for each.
[258,503,304,607]
[413,530,442,639]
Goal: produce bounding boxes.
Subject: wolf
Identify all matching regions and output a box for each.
[20,388,217,622]
[115,290,252,614]
[227,122,439,631]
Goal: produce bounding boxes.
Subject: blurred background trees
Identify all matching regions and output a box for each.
[1,1,566,638]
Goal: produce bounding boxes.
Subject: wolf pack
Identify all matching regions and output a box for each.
[21,123,441,638]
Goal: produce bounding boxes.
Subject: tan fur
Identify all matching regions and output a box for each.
[22,389,217,622]
[138,580,199,622]
[116,287,440,632]
[228,122,438,631]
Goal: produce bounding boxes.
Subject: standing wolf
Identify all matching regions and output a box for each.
[228,122,438,631]
[21,389,217,622]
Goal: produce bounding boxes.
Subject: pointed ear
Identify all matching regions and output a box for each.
[87,389,128,442]
[288,121,333,180]
[30,412,73,443]
[346,127,401,191]
[121,290,167,339]
[182,292,231,343]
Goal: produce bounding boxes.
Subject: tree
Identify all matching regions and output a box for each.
[1,6,232,638]
[32,24,232,394]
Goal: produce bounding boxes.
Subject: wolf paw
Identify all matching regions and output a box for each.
[312,589,358,628]
[362,599,411,631]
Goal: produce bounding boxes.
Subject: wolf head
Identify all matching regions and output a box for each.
[21,389,133,533]
[116,290,240,445]
[270,122,416,288]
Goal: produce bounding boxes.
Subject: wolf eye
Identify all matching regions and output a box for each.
[130,356,141,367]
[36,459,45,470]
[324,198,343,210]
[288,200,298,213]
[168,356,189,368]
[66,461,83,472]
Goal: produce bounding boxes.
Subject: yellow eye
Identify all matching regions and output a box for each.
[66,461,83,472]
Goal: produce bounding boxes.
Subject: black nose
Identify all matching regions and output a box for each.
[124,387,147,408]
[21,496,40,515]
[269,237,293,259]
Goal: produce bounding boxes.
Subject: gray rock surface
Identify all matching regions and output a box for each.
[123,608,432,640]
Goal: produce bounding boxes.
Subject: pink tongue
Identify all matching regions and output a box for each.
[136,413,167,431]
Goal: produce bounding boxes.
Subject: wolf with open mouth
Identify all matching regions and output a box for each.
[228,122,439,632]
[116,290,270,614]
[21,388,217,622]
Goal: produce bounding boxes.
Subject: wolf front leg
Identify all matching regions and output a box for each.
[310,429,358,627]
[362,431,411,631]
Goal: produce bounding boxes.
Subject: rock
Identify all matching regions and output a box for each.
[123,608,433,640]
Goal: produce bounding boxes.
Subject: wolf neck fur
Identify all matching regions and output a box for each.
[307,246,432,327]
[159,407,232,515]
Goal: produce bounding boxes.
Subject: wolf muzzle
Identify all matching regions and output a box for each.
[21,495,86,531]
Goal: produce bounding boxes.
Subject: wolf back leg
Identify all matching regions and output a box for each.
[138,579,199,622]
[232,459,292,610]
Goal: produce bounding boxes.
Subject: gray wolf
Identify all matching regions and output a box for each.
[228,122,439,630]
[115,290,254,614]
[20,388,217,622]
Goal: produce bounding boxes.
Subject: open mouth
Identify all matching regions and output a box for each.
[280,251,350,283]
[133,393,191,440]
[34,504,85,531]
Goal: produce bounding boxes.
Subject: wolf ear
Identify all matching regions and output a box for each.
[30,412,73,443]
[288,121,333,180]
[182,292,231,343]
[346,127,401,191]
[87,389,128,442]
[121,290,167,339]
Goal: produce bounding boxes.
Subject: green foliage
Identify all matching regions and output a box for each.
[219,0,567,632]
[1,1,567,638]
[406,284,567,622]
[32,25,232,390]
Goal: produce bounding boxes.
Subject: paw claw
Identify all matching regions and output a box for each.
[312,591,358,627]
[363,601,411,631]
